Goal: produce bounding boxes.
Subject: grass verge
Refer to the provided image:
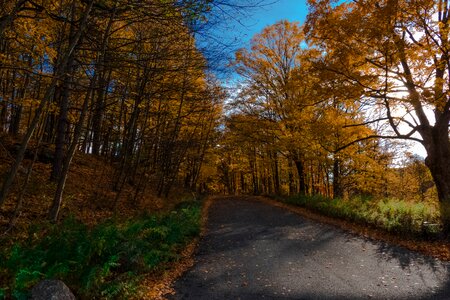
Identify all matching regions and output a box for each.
[276,194,441,237]
[134,196,214,299]
[0,200,201,299]
[256,196,450,261]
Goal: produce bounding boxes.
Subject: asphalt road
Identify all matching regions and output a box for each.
[168,196,450,300]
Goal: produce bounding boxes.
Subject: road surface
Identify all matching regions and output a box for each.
[168,196,450,299]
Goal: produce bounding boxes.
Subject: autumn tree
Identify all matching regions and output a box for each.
[228,20,382,198]
[306,0,450,232]
[232,20,315,194]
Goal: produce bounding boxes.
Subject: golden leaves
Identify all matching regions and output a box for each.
[19,98,40,108]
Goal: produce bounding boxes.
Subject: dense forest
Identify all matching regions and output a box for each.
[0,0,449,297]
[0,0,227,223]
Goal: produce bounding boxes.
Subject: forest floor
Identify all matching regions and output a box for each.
[167,196,450,300]
[0,134,188,243]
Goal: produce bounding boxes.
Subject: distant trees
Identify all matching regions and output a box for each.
[232,20,310,194]
[222,20,389,198]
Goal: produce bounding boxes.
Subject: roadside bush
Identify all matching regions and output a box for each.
[282,195,440,236]
[0,201,201,299]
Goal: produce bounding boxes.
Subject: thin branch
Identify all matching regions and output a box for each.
[334,132,423,153]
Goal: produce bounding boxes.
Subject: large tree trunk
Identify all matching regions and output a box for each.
[423,124,450,235]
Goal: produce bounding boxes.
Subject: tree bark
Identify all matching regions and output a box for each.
[423,125,450,235]
[333,156,343,199]
[294,159,306,195]
[51,59,74,181]
[48,78,93,221]
[288,159,295,195]
[51,0,77,181]
[91,2,117,155]
[273,151,280,194]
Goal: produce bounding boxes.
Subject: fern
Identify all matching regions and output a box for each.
[2,201,202,299]
[0,288,5,300]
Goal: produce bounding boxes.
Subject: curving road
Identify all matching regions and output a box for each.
[168,196,450,300]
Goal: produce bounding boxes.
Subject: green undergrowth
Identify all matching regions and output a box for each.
[277,194,441,237]
[0,200,202,299]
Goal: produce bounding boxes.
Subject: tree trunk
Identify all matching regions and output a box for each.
[9,105,22,135]
[51,61,73,181]
[0,100,6,132]
[294,159,306,195]
[91,77,105,155]
[90,1,116,155]
[51,1,77,181]
[333,156,343,199]
[423,125,450,235]
[273,151,280,194]
[49,79,93,221]
[250,147,259,194]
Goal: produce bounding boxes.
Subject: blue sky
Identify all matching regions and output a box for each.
[213,0,309,50]
[199,0,309,77]
[236,0,309,45]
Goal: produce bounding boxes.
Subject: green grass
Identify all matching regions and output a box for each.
[280,194,441,236]
[0,200,202,299]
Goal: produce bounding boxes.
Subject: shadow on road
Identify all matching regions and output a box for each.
[168,197,450,300]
